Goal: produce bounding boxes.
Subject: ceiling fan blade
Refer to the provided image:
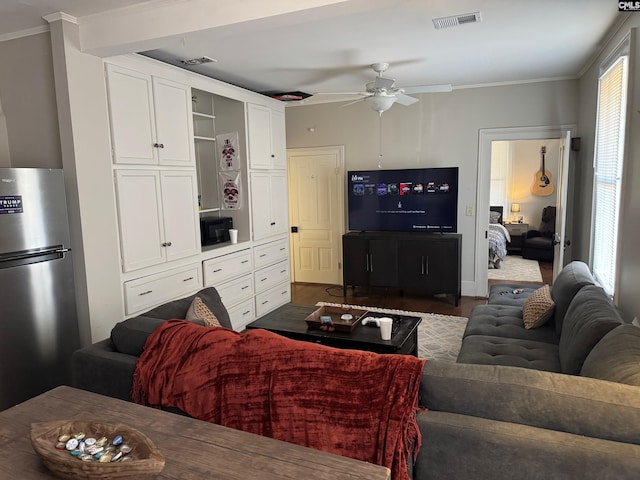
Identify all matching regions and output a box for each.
[402,84,452,94]
[340,98,366,108]
[394,93,419,106]
[373,76,395,90]
[313,92,367,95]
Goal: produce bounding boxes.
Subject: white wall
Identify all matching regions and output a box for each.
[509,139,560,226]
[0,33,61,168]
[285,81,579,292]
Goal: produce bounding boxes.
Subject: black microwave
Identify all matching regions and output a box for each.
[200,216,233,246]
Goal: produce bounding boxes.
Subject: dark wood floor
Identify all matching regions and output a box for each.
[290,259,553,318]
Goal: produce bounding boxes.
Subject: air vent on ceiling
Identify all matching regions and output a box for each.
[433,11,481,29]
[180,56,217,66]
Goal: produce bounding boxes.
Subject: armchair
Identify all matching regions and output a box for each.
[522,206,556,262]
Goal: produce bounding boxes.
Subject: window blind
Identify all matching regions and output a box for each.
[592,53,628,296]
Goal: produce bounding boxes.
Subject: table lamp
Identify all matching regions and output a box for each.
[511,203,521,222]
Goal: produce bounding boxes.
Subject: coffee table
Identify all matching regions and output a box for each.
[246,303,421,356]
[0,386,390,479]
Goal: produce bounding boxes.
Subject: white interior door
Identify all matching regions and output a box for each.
[288,146,344,285]
[553,130,571,279]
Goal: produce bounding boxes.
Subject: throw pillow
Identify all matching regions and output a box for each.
[523,285,555,329]
[186,296,222,327]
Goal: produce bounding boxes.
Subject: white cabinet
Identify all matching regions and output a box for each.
[115,170,200,272]
[227,299,256,331]
[203,250,256,331]
[203,250,253,286]
[253,238,289,269]
[250,171,288,240]
[247,103,286,169]
[123,263,202,315]
[255,282,291,317]
[254,260,290,294]
[106,64,194,166]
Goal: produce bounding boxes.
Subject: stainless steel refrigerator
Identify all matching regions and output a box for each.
[0,168,80,411]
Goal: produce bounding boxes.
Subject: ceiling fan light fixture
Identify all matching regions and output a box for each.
[365,95,396,113]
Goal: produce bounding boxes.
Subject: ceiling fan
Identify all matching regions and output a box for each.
[315,62,452,114]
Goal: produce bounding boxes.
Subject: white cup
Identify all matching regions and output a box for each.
[229,229,238,244]
[379,317,393,340]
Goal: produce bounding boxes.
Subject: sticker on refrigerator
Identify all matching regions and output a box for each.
[0,195,23,214]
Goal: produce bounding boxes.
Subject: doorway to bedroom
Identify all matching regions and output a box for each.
[488,138,558,284]
[476,125,574,297]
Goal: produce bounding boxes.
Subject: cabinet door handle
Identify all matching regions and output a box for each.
[421,256,425,275]
[369,254,374,272]
[259,254,267,258]
[161,241,172,247]
[365,253,370,272]
[139,290,153,296]
[280,270,286,274]
[242,310,251,315]
[154,143,165,149]
[279,247,286,251]
[261,300,269,305]
[213,268,222,273]
[425,256,429,275]
[270,222,276,226]
[260,277,267,282]
[182,277,194,282]
[241,286,249,290]
[271,154,275,158]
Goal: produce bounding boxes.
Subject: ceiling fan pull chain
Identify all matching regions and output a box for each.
[378,112,383,168]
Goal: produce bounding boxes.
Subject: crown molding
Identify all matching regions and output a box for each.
[0,25,49,42]
[43,12,78,25]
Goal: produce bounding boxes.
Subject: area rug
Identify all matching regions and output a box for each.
[487,255,543,282]
[315,302,468,362]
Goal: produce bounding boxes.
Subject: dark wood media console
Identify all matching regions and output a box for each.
[342,231,462,305]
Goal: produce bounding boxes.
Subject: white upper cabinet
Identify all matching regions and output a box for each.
[250,171,289,241]
[247,103,286,170]
[152,77,194,166]
[106,64,194,166]
[115,170,200,272]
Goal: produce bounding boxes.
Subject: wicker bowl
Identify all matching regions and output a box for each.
[30,420,165,480]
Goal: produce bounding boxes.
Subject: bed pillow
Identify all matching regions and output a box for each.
[523,285,555,329]
[489,211,501,224]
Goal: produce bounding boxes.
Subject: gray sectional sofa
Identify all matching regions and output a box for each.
[416,261,640,479]
[72,261,640,479]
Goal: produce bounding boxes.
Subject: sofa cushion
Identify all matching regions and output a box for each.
[581,324,640,386]
[487,284,540,307]
[523,285,555,329]
[457,335,561,372]
[111,316,167,356]
[465,304,558,344]
[186,296,221,327]
[549,261,595,335]
[558,286,623,375]
[143,287,232,329]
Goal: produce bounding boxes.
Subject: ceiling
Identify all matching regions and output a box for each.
[0,1,624,106]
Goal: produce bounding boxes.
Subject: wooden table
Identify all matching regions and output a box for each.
[0,386,390,480]
[247,303,422,356]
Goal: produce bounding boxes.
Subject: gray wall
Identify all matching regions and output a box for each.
[576,21,640,321]
[285,81,579,289]
[0,33,61,168]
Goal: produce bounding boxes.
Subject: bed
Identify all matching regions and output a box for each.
[488,206,511,269]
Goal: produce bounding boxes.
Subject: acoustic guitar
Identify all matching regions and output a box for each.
[531,146,555,196]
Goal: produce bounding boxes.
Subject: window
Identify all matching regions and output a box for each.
[591,36,629,296]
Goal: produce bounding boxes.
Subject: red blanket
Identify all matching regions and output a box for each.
[132,320,426,480]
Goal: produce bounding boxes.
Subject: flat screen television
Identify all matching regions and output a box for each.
[347,167,458,233]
